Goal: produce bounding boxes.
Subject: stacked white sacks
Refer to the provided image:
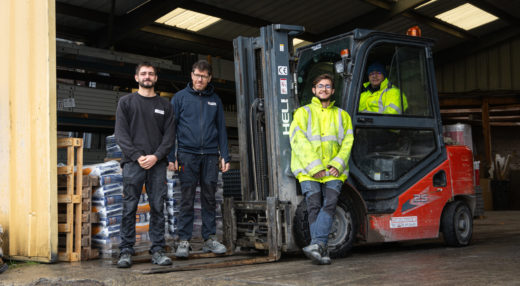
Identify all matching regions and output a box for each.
[105,134,122,158]
[89,161,123,257]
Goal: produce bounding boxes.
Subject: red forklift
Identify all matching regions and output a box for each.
[230,24,475,260]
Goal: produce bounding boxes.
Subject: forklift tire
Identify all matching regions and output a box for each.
[293,197,357,258]
[441,200,473,247]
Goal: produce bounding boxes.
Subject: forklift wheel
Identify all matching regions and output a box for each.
[441,200,473,247]
[293,197,357,258]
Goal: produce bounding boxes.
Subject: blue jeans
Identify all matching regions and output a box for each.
[176,152,219,241]
[300,180,342,245]
[119,160,167,254]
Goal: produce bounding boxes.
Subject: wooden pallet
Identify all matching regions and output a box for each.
[58,174,100,260]
[57,137,83,262]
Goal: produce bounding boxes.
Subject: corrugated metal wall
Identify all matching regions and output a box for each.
[0,0,57,262]
[436,36,520,93]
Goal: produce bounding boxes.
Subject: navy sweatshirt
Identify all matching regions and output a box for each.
[115,92,175,166]
[168,83,230,163]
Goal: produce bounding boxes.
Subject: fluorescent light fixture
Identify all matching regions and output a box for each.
[435,3,498,30]
[415,0,437,10]
[155,8,221,32]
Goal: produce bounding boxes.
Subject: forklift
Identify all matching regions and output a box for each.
[146,24,475,272]
[229,24,475,259]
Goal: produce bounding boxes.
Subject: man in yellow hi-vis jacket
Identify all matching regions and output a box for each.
[359,62,408,115]
[290,74,354,265]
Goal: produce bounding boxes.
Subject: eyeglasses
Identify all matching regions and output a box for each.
[193,73,210,80]
[316,84,332,89]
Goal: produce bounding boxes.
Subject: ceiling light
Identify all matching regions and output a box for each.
[435,3,498,30]
[155,8,221,32]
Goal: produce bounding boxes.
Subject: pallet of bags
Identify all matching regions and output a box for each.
[87,161,123,258]
[165,175,181,238]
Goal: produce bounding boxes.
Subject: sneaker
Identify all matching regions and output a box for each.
[175,240,191,258]
[117,252,132,268]
[320,248,331,265]
[151,251,172,266]
[302,242,329,265]
[0,262,7,274]
[202,235,227,254]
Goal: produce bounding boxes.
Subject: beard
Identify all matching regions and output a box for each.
[317,94,332,102]
[139,80,155,88]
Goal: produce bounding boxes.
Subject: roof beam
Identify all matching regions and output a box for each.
[362,0,474,39]
[95,0,184,48]
[434,26,520,65]
[322,8,390,38]
[56,2,107,23]
[364,0,430,18]
[56,25,92,43]
[178,1,319,42]
[323,0,427,38]
[179,1,270,28]
[142,24,232,51]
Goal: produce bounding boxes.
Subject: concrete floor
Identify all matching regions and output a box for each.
[1,211,519,286]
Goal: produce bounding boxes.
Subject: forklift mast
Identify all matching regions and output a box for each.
[233,25,303,206]
[232,25,305,255]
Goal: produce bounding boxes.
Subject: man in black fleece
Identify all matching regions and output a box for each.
[115,62,175,268]
[168,60,230,258]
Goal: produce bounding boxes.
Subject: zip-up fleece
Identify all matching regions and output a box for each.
[168,82,230,163]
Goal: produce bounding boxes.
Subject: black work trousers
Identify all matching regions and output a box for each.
[176,151,219,241]
[119,160,167,254]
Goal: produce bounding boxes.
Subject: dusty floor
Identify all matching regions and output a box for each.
[1,211,519,286]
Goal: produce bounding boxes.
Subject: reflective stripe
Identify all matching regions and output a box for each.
[303,106,313,140]
[331,157,346,169]
[308,135,321,141]
[346,129,353,135]
[384,103,402,114]
[292,168,304,177]
[343,170,349,177]
[305,159,322,173]
[338,110,344,144]
[321,135,339,142]
[290,126,303,141]
[378,88,391,113]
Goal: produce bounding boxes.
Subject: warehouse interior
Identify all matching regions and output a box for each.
[55,0,520,205]
[1,0,520,267]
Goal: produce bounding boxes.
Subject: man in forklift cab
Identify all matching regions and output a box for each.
[359,62,408,115]
[290,74,354,265]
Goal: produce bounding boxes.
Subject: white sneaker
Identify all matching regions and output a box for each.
[175,240,191,258]
[202,235,227,254]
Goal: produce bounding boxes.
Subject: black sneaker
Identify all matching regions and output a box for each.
[0,262,7,274]
[117,253,132,268]
[151,251,172,266]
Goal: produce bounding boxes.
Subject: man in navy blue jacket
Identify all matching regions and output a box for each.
[168,60,230,257]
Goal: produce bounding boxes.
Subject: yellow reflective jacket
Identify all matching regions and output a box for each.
[359,78,408,114]
[290,97,354,183]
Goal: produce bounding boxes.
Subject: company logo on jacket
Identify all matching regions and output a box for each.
[208,101,217,106]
